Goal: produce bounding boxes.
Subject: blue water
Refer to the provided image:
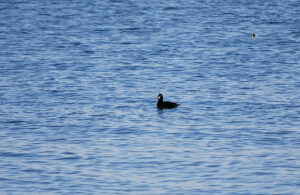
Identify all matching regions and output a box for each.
[1,0,300,194]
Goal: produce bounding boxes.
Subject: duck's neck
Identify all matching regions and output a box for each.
[157,98,163,106]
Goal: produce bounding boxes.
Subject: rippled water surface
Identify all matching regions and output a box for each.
[1,0,300,194]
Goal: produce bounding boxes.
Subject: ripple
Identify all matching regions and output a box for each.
[0,0,299,194]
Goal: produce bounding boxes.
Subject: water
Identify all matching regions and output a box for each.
[1,0,300,194]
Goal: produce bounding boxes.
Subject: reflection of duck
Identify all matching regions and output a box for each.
[252,32,256,39]
[157,94,179,109]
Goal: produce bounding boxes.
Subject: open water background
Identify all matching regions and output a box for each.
[1,0,300,194]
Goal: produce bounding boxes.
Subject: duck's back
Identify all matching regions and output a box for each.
[157,101,179,109]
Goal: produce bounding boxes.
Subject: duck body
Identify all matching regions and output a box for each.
[157,94,179,109]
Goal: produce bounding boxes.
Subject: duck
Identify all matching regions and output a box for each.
[252,32,256,39]
[157,93,179,109]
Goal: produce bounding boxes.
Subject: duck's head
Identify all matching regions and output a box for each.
[157,93,163,101]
